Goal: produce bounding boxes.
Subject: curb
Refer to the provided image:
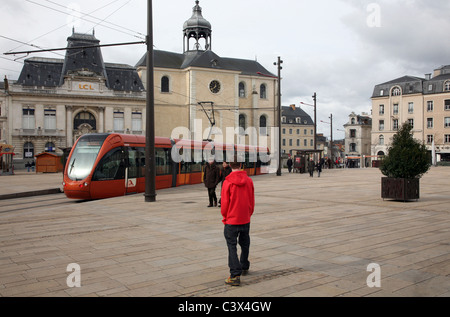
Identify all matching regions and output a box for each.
[0,188,63,200]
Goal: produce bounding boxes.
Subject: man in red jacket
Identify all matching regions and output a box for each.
[220,160,255,286]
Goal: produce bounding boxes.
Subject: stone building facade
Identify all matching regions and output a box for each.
[371,65,450,162]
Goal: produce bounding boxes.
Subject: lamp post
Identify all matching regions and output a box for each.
[274,57,283,176]
[145,0,156,202]
[321,114,334,167]
[300,92,317,151]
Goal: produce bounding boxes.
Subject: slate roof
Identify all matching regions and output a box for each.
[372,65,450,97]
[136,50,276,77]
[16,33,144,92]
[281,106,314,126]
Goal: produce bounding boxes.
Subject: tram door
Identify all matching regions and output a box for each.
[125,148,140,194]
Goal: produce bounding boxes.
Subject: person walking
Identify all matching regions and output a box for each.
[218,161,232,207]
[316,160,322,177]
[221,160,255,286]
[308,159,315,177]
[287,156,293,173]
[203,159,220,207]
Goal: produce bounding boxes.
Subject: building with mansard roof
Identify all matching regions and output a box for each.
[2,31,145,163]
[371,65,450,163]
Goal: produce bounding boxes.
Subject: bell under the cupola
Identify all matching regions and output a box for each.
[183,0,212,52]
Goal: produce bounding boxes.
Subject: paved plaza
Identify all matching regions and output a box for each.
[0,167,449,297]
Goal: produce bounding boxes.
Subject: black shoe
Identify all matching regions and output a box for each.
[207,205,213,207]
[242,269,249,276]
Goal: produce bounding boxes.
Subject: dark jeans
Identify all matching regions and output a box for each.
[224,223,250,278]
[208,187,217,206]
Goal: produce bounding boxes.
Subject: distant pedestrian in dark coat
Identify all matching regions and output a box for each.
[203,159,221,207]
[316,161,322,177]
[218,161,232,207]
[308,159,315,177]
[287,157,293,173]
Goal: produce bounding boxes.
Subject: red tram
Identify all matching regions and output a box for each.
[63,133,270,200]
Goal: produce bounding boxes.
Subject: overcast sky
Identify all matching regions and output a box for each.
[2,0,450,139]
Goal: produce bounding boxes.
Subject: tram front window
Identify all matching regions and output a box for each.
[67,134,108,181]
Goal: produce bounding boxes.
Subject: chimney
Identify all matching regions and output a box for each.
[290,104,296,111]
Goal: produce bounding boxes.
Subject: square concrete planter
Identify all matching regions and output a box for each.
[381,177,420,201]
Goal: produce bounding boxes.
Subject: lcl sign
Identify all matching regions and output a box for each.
[79,84,95,90]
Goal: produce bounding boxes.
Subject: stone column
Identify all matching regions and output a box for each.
[66,106,73,147]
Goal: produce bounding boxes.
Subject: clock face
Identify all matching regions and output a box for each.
[209,80,221,94]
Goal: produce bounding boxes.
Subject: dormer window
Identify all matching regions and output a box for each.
[392,87,401,96]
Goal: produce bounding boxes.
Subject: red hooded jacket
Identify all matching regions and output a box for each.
[220,171,255,225]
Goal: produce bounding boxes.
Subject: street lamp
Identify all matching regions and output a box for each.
[320,113,334,166]
[274,57,283,177]
[300,92,317,151]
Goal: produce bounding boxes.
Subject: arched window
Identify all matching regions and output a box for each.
[239,82,246,98]
[391,87,401,96]
[260,115,267,135]
[379,135,385,145]
[161,76,170,93]
[24,142,34,159]
[260,84,267,99]
[444,81,450,92]
[45,142,56,153]
[239,114,246,135]
[74,111,96,130]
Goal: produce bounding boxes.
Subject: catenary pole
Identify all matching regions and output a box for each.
[145,0,156,202]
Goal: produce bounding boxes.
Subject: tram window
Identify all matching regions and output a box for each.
[93,147,126,181]
[155,148,172,175]
[128,148,140,179]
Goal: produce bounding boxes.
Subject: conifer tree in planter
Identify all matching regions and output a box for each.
[380,123,431,201]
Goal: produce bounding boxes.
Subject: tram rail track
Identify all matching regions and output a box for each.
[0,193,84,214]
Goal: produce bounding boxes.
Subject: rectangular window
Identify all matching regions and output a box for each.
[445,100,450,111]
[304,139,307,146]
[282,139,286,146]
[379,120,384,131]
[408,119,414,128]
[379,104,384,115]
[445,117,450,128]
[393,104,399,115]
[22,108,35,130]
[289,129,292,135]
[132,112,142,132]
[427,135,434,144]
[408,102,414,114]
[427,118,433,129]
[297,139,300,146]
[393,119,399,131]
[350,129,356,138]
[44,109,56,130]
[113,111,124,132]
[427,101,434,112]
[445,135,450,143]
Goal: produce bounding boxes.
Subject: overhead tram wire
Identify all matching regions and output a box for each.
[6,0,130,54]
[24,0,145,40]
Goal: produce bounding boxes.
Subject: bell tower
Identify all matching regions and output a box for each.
[183,1,212,52]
